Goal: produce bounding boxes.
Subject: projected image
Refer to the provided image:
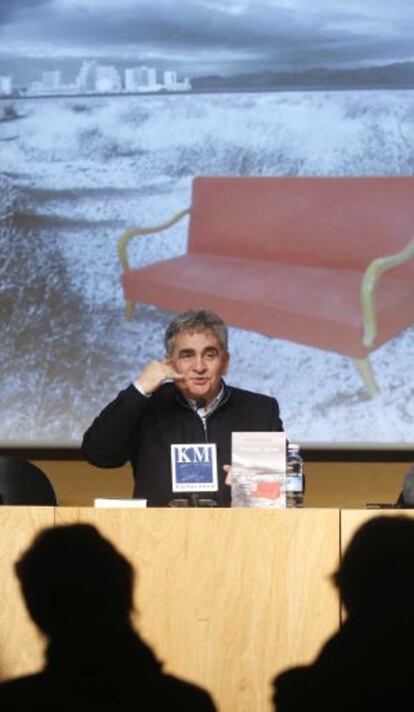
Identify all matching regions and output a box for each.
[1,1,414,447]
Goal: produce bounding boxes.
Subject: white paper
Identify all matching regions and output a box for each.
[94,498,147,508]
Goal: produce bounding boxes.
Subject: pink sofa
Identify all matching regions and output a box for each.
[118,177,414,395]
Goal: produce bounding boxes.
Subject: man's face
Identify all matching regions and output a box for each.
[168,329,229,404]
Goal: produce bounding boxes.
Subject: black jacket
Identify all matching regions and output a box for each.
[0,628,216,711]
[82,382,283,507]
[273,613,414,712]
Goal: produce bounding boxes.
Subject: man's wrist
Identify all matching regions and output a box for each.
[133,380,151,398]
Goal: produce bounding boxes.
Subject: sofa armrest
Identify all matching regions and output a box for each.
[117,207,190,271]
[361,235,414,348]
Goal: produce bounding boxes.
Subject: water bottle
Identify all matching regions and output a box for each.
[285,442,305,508]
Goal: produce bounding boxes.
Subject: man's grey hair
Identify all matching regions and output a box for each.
[165,309,228,355]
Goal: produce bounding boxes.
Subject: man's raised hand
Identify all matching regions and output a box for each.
[136,358,184,395]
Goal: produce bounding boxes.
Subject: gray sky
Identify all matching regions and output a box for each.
[1,0,414,78]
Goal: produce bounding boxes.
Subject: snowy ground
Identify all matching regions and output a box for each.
[0,90,413,447]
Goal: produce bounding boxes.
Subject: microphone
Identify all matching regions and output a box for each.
[402,463,414,507]
[191,397,210,508]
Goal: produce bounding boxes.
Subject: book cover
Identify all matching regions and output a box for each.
[171,443,218,493]
[231,432,287,508]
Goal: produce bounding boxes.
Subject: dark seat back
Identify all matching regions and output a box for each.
[0,457,57,505]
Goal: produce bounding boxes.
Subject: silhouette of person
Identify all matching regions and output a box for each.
[0,524,216,711]
[273,515,414,712]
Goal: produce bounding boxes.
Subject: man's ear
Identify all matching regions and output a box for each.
[222,352,230,374]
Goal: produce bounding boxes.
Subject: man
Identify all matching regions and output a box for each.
[0,524,216,711]
[82,309,283,506]
[272,516,414,712]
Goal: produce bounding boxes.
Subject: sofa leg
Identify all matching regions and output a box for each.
[125,300,135,320]
[353,358,379,397]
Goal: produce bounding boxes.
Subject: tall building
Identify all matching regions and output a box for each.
[76,62,121,93]
[125,68,137,92]
[163,70,177,86]
[137,66,157,87]
[77,61,97,91]
[124,66,158,91]
[95,65,122,92]
[0,76,13,95]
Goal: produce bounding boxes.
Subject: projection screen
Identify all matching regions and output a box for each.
[1,1,413,448]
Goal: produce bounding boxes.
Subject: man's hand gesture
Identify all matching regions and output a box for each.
[136,358,184,395]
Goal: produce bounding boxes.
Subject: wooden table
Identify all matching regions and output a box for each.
[0,507,346,711]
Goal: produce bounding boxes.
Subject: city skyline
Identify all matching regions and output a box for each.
[0,61,191,97]
[1,1,414,86]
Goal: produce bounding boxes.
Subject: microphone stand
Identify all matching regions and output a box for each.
[190,399,206,508]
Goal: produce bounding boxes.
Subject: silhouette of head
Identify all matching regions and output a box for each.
[15,524,134,638]
[334,515,414,618]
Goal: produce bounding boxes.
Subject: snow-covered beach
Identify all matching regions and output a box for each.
[1,89,413,446]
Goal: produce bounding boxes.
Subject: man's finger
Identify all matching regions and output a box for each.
[223,464,233,485]
[168,369,185,381]
[161,361,185,381]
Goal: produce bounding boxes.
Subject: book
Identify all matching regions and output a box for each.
[171,443,218,493]
[231,432,287,508]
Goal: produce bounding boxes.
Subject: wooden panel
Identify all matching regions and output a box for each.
[56,507,340,712]
[33,460,133,506]
[305,461,406,509]
[32,458,408,508]
[340,508,414,553]
[0,507,55,679]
